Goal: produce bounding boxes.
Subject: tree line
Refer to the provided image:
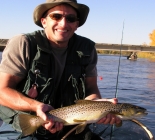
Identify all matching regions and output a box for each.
[97,29,155,59]
[149,30,155,46]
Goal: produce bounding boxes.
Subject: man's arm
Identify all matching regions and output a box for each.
[0,72,63,133]
[0,72,41,111]
[84,76,101,100]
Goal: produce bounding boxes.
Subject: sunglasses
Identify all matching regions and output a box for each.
[48,13,79,23]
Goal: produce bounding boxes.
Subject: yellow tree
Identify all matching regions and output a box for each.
[149,30,155,46]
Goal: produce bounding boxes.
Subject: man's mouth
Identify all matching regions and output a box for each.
[56,29,68,33]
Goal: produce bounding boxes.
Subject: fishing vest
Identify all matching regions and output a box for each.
[0,30,95,131]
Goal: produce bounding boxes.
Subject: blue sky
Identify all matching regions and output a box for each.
[0,0,155,45]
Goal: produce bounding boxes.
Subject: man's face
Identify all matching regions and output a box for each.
[41,4,79,46]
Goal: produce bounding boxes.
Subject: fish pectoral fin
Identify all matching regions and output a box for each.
[73,119,86,123]
[61,123,87,140]
[73,119,87,134]
[75,123,87,134]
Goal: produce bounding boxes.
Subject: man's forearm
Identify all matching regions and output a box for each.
[0,87,42,112]
[85,93,101,100]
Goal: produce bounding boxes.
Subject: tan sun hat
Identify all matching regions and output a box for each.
[33,0,89,28]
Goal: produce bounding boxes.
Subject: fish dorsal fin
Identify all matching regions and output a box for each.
[75,123,87,134]
[74,100,112,104]
[74,100,94,104]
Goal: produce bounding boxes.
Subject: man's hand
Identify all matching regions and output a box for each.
[36,103,63,133]
[95,98,122,125]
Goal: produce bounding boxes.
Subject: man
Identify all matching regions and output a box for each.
[0,0,121,139]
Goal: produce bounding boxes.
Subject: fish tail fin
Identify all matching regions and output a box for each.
[18,113,41,136]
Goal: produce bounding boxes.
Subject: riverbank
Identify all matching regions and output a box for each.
[0,39,7,51]
[97,50,155,59]
[137,52,155,59]
[1,39,155,59]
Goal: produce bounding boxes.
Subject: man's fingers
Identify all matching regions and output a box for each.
[115,118,122,127]
[97,114,120,125]
[107,98,118,104]
[43,120,63,133]
[43,119,54,130]
[55,122,63,131]
[48,122,64,133]
[95,98,118,104]
[97,117,106,124]
[97,115,110,124]
[49,128,57,133]
[109,116,116,125]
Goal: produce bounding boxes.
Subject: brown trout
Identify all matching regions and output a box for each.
[18,100,147,136]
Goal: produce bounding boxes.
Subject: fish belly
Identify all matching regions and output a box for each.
[63,111,108,125]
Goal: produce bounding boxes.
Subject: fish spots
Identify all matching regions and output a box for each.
[49,100,147,123]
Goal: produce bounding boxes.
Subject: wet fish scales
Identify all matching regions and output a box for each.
[18,100,147,136]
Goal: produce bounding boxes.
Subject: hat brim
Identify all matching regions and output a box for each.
[33,1,89,27]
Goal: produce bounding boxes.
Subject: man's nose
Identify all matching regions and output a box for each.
[59,17,67,26]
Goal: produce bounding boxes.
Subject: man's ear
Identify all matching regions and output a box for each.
[41,18,47,28]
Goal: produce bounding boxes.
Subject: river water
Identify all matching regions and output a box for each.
[95,54,155,139]
[0,52,155,139]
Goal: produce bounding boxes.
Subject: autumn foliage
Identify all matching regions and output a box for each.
[149,30,155,46]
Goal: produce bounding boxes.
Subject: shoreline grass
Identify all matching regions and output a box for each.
[97,50,155,59]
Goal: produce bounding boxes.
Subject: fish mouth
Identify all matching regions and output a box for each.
[136,112,148,116]
[135,109,148,117]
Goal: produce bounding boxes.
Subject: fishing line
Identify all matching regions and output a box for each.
[110,20,125,140]
[109,21,154,140]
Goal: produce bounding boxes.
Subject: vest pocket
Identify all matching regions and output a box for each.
[67,65,86,100]
[0,105,18,124]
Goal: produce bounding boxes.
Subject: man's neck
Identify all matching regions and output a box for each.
[44,30,69,48]
[49,40,68,48]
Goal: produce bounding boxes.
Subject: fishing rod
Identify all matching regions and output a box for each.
[115,20,125,98]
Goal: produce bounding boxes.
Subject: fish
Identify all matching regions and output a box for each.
[18,100,147,136]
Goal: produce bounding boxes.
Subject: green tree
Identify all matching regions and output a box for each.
[149,30,155,46]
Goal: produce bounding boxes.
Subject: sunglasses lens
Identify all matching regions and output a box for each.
[49,13,62,21]
[49,13,78,23]
[66,15,78,23]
